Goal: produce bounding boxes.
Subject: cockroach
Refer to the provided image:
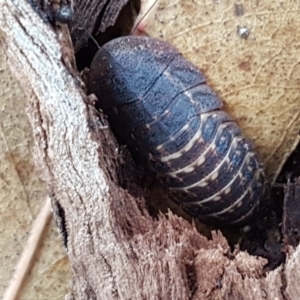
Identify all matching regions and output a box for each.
[87,35,267,226]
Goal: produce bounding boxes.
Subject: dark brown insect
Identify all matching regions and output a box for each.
[88,35,266,226]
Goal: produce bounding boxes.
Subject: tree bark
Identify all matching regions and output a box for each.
[0,0,300,299]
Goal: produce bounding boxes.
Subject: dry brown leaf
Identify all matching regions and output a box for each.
[4,1,300,298]
[0,33,71,299]
[146,0,300,183]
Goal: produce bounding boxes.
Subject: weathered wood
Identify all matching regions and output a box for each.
[0,0,300,299]
[283,178,300,247]
[71,0,140,51]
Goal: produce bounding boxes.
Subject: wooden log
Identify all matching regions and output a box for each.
[0,0,299,299]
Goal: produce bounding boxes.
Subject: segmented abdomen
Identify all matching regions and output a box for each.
[88,36,266,226]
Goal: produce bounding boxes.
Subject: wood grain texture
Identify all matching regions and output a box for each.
[70,0,138,51]
[0,29,71,299]
[0,0,300,299]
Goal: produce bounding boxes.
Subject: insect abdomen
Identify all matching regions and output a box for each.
[88,36,266,226]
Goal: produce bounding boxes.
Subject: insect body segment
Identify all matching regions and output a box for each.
[88,36,266,226]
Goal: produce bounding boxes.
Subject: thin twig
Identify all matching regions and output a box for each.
[3,198,52,300]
